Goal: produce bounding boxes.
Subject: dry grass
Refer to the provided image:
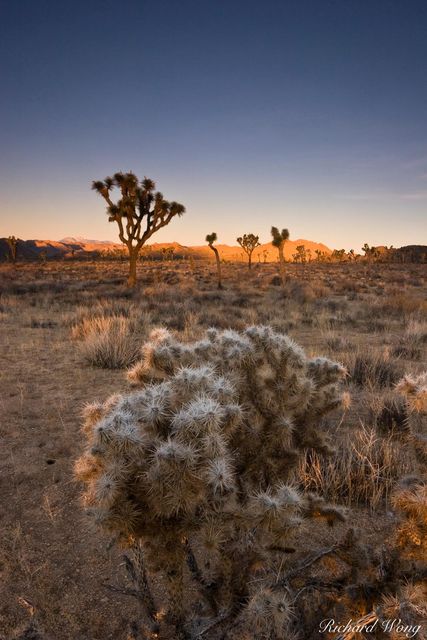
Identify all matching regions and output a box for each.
[297,423,414,510]
[0,258,426,638]
[347,350,405,389]
[77,315,141,368]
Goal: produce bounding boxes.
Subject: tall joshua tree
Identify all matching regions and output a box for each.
[92,172,185,287]
[271,227,289,285]
[237,233,260,269]
[206,232,223,289]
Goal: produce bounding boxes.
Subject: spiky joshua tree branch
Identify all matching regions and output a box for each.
[92,172,185,287]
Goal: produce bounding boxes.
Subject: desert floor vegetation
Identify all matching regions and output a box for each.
[0,259,426,639]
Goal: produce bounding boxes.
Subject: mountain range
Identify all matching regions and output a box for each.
[0,237,332,261]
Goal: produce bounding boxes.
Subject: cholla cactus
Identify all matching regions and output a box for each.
[380,582,426,640]
[76,326,347,638]
[391,476,427,561]
[396,372,427,468]
[396,372,427,414]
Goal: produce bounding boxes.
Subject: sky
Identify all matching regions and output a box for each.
[0,0,426,251]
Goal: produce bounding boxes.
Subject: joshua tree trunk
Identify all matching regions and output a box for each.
[206,234,223,289]
[127,248,138,288]
[212,246,223,289]
[278,245,285,285]
[237,236,259,270]
[271,228,290,287]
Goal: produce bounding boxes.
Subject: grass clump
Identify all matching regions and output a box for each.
[349,351,404,388]
[297,423,413,510]
[79,315,140,369]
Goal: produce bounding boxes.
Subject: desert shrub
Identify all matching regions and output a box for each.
[285,280,315,304]
[196,308,247,330]
[324,332,353,353]
[364,317,388,333]
[391,341,422,360]
[376,293,427,317]
[297,423,413,509]
[78,315,140,369]
[192,292,224,304]
[405,318,427,344]
[76,326,348,638]
[270,274,282,286]
[349,351,404,388]
[369,393,410,437]
[71,300,137,336]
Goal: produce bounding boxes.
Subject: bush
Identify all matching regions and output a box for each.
[297,423,413,509]
[76,326,347,638]
[78,315,140,369]
[350,351,404,388]
[369,392,410,437]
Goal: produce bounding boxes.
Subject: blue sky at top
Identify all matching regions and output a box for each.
[0,0,426,249]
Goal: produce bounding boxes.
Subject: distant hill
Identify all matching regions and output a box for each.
[0,237,332,262]
[1,237,425,263]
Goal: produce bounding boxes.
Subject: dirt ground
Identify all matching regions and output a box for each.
[0,259,426,639]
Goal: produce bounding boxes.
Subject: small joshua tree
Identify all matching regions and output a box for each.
[206,232,222,289]
[92,172,185,287]
[331,248,346,262]
[236,233,260,269]
[362,243,379,264]
[76,325,348,639]
[7,235,18,263]
[293,244,307,264]
[271,227,289,285]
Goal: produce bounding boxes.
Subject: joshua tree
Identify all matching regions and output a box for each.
[362,243,374,263]
[236,233,260,269]
[76,325,348,639]
[271,227,289,285]
[161,246,175,261]
[206,232,223,289]
[7,235,18,263]
[92,172,185,287]
[331,248,346,262]
[293,244,307,264]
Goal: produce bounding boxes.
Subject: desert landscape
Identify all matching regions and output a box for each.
[1,253,426,639]
[2,1,427,638]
